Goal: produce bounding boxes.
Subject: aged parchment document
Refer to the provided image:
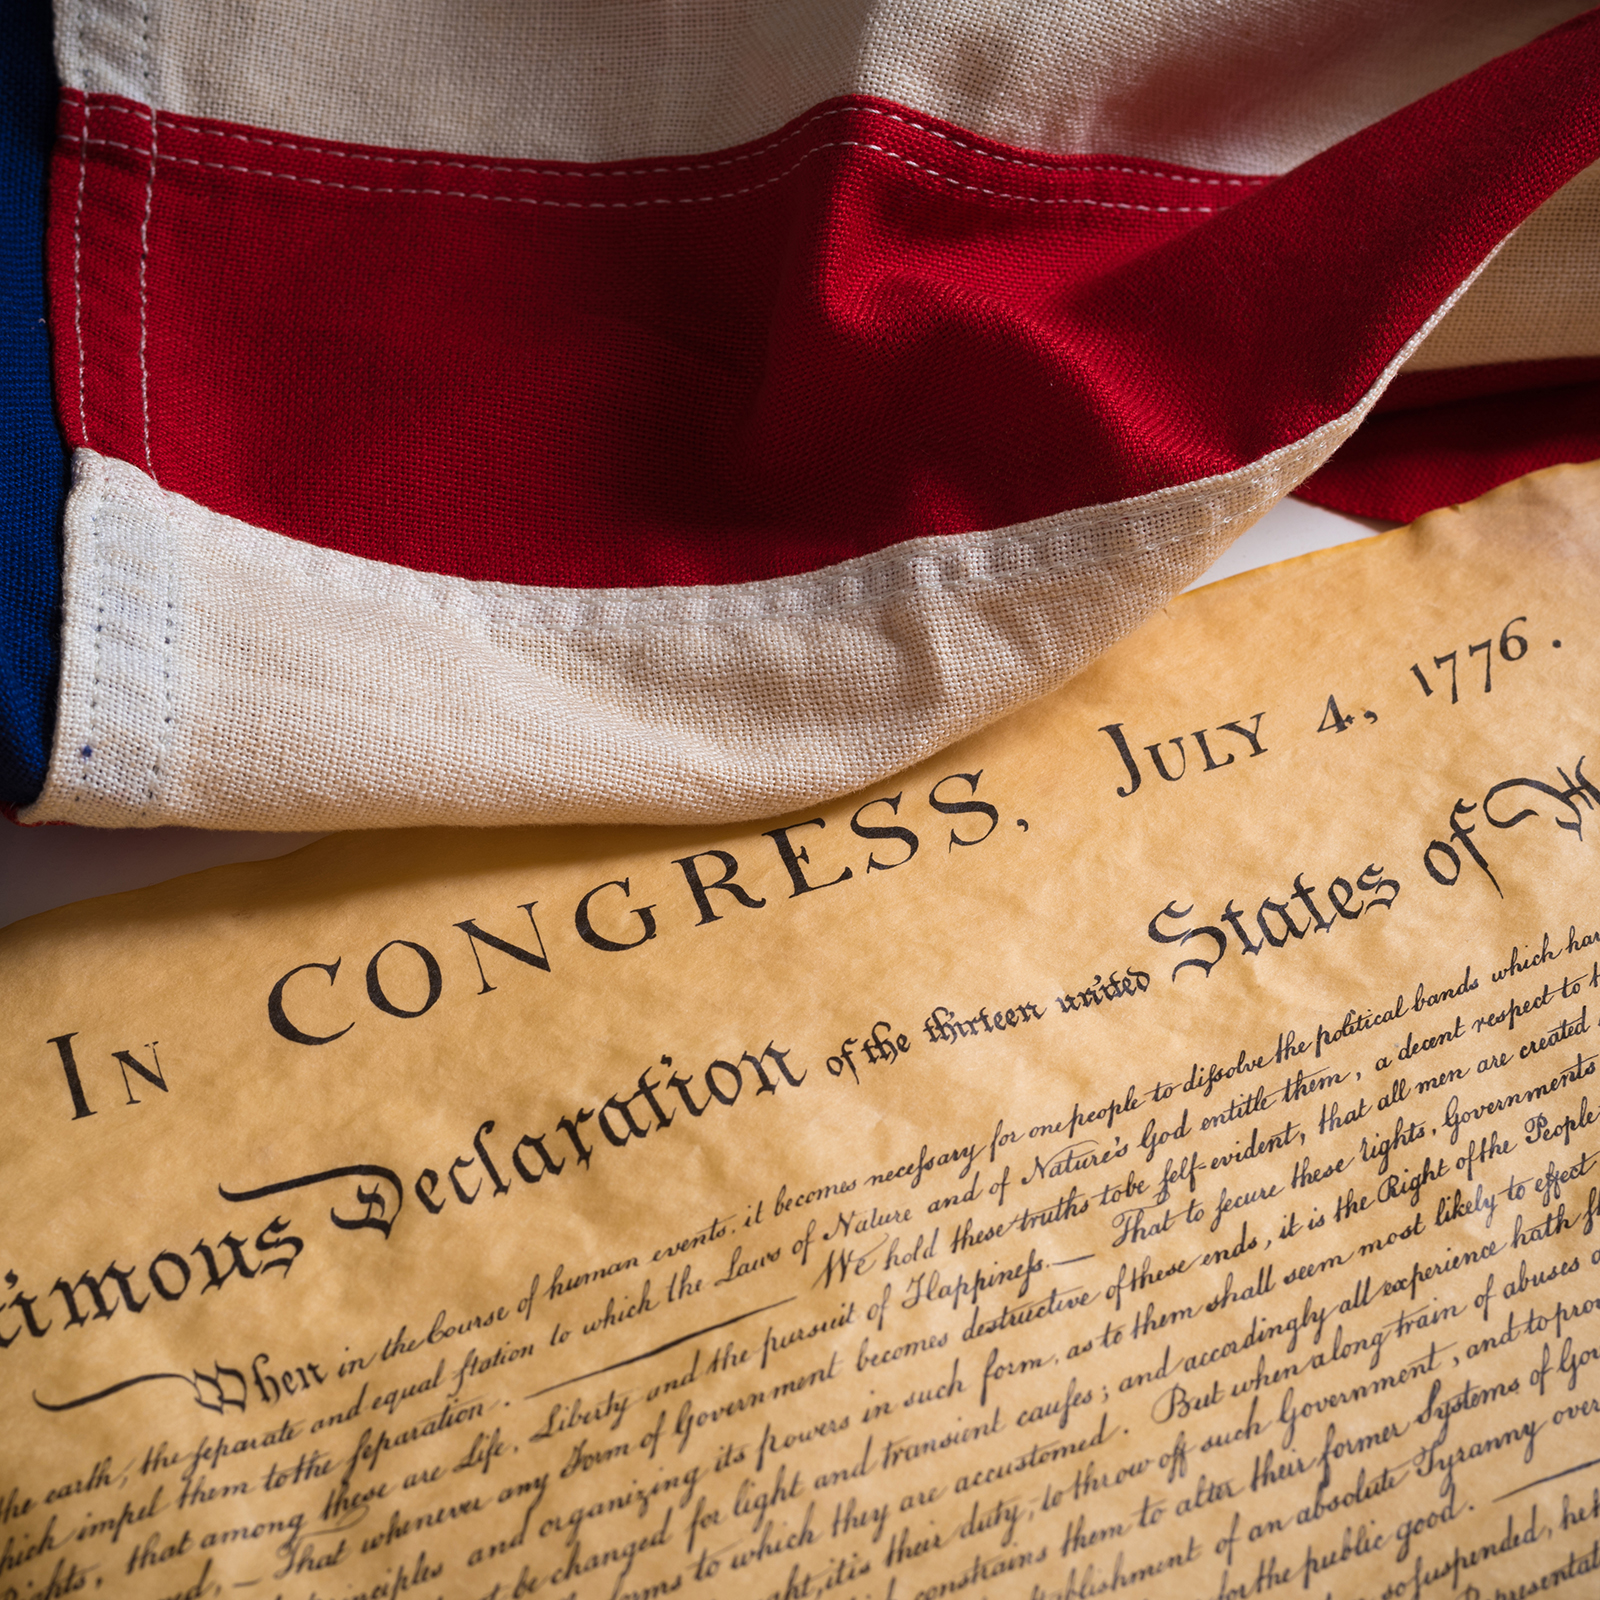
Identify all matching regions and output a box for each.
[4,463,1600,1600]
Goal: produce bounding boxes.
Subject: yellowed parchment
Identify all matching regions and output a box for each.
[4,462,1600,1600]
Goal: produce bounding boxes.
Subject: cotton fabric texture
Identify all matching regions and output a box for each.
[5,1,1600,828]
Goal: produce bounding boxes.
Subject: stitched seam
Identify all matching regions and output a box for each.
[137,0,172,818]
[313,467,1323,637]
[74,495,105,805]
[249,433,1337,634]
[137,6,156,480]
[73,94,1270,189]
[99,401,1348,636]
[73,102,91,446]
[143,501,177,817]
[78,137,1220,214]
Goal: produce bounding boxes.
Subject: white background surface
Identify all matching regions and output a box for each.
[0,496,1388,932]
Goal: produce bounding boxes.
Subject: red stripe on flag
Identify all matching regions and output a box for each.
[48,12,1600,587]
[1299,379,1600,522]
[1375,359,1600,415]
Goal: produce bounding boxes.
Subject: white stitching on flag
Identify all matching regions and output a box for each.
[77,135,1221,215]
[66,92,1269,189]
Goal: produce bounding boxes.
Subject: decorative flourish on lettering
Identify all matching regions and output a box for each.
[35,1360,247,1414]
[220,1164,403,1238]
[1426,755,1598,897]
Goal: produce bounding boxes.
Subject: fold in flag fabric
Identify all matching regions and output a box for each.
[4,1,1600,829]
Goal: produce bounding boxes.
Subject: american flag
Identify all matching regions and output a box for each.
[4,0,1597,831]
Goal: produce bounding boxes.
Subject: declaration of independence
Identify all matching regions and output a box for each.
[3,460,1600,1600]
